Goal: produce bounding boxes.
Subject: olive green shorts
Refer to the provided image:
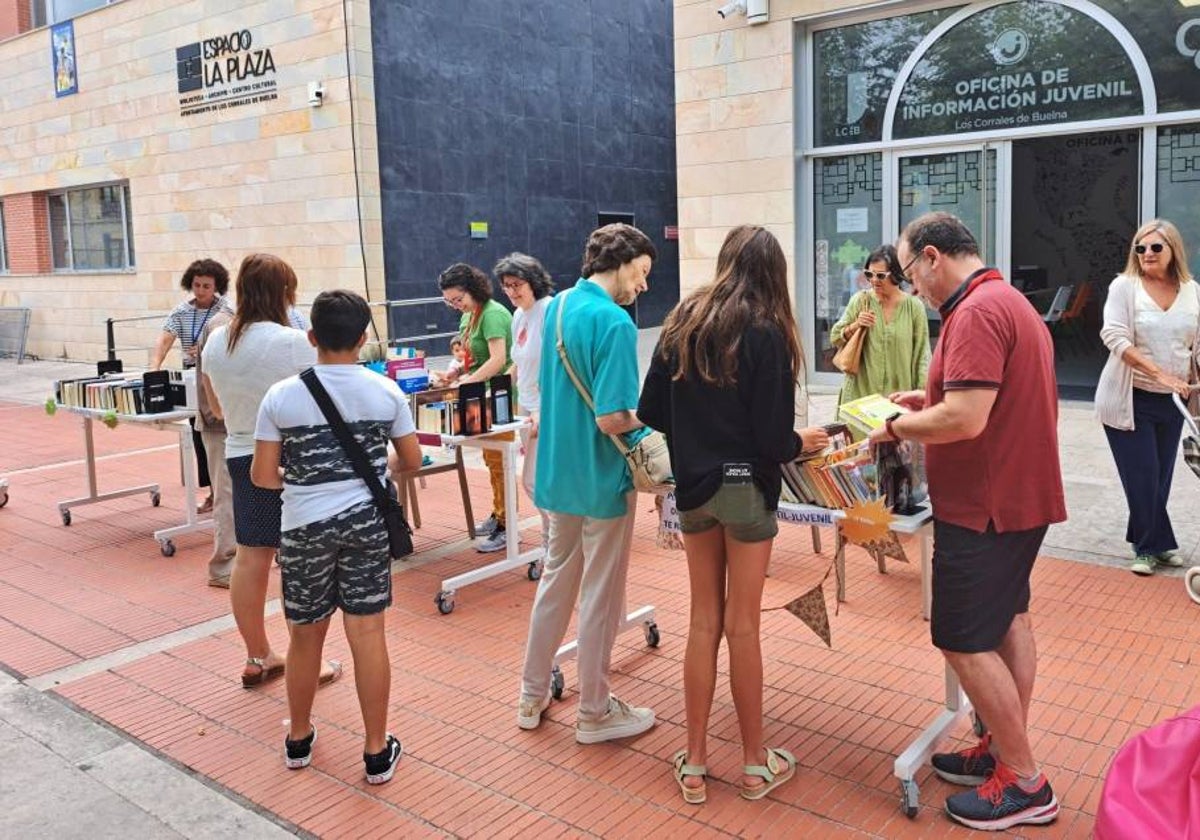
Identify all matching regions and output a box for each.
[677,482,778,543]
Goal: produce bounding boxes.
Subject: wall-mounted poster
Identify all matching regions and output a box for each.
[52,20,78,98]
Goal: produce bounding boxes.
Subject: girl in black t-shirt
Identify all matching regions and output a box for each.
[638,226,828,804]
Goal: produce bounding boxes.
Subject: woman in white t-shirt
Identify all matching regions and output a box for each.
[201,254,335,687]
[1096,220,1199,576]
[495,253,554,545]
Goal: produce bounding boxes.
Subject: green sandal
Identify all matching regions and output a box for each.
[672,749,707,804]
[741,747,796,801]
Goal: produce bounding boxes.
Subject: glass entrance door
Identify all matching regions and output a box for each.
[896,147,1001,337]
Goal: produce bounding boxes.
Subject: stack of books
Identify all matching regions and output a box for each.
[780,440,879,509]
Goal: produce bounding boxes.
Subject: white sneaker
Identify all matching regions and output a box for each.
[476,527,507,553]
[475,514,500,536]
[575,695,655,744]
[517,690,552,730]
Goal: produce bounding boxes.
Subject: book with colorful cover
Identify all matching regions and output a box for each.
[838,393,908,437]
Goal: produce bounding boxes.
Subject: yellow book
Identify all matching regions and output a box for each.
[838,393,908,437]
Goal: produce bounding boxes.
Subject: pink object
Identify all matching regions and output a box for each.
[1095,705,1200,839]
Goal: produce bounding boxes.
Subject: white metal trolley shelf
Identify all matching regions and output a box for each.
[422,421,544,615]
[54,405,213,556]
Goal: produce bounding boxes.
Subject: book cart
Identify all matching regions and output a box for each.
[421,420,545,615]
[54,405,212,557]
[775,498,971,818]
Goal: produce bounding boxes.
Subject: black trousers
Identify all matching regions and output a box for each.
[190,418,211,489]
[1103,389,1184,556]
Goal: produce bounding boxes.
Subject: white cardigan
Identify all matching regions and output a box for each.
[1095,274,1200,430]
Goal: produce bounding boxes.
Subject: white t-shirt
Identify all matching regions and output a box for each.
[255,364,416,531]
[511,296,551,413]
[1132,282,1200,393]
[201,322,317,458]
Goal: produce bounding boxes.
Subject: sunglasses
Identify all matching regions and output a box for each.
[863,270,891,281]
[1134,243,1166,254]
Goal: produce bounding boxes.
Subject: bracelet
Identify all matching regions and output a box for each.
[884,413,902,441]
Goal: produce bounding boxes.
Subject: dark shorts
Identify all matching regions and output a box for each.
[677,482,778,543]
[279,500,393,624]
[227,454,282,548]
[931,519,1047,653]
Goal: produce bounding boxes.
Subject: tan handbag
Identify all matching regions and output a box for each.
[555,289,673,492]
[832,321,866,375]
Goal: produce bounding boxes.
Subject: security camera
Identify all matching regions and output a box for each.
[307,81,325,107]
[717,1,746,18]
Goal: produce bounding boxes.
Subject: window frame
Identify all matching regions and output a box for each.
[47,181,135,273]
[31,0,120,29]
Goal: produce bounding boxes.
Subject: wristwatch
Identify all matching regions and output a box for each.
[884,412,903,441]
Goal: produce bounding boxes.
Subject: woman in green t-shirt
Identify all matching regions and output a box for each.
[438,263,514,553]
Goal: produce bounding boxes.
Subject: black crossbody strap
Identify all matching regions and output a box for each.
[299,368,391,511]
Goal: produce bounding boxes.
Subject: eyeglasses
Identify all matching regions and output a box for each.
[863,270,891,282]
[901,250,925,277]
[1134,243,1166,255]
[442,292,466,308]
[501,280,527,292]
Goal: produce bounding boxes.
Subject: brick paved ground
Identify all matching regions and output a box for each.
[3,398,1199,838]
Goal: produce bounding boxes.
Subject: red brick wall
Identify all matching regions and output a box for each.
[0,0,32,40]
[4,193,52,274]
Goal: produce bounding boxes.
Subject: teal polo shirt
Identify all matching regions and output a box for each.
[534,279,639,518]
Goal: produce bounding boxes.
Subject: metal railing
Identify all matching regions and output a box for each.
[0,307,31,363]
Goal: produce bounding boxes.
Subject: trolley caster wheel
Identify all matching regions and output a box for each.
[972,712,987,738]
[550,666,564,700]
[1186,567,1200,606]
[900,778,919,818]
[150,491,161,507]
[61,509,72,526]
[435,592,455,615]
[160,540,176,557]
[644,622,661,648]
[527,559,543,581]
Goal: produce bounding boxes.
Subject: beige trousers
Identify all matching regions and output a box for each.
[518,423,551,543]
[200,430,236,580]
[520,492,636,718]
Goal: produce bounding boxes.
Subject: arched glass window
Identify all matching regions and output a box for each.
[894,1,1143,140]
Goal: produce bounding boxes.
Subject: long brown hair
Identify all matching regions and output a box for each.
[226,253,294,352]
[657,225,803,387]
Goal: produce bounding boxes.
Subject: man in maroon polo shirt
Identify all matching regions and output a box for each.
[869,212,1066,831]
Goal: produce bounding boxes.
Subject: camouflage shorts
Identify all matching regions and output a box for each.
[279,500,392,624]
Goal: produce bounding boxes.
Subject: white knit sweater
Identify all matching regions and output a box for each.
[1095,274,1200,430]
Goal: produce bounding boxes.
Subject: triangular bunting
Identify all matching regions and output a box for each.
[783,583,832,647]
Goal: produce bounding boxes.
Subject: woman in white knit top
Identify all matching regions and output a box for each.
[1095,219,1198,576]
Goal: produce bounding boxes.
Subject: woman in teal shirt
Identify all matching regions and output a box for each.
[439,263,514,553]
[831,245,930,410]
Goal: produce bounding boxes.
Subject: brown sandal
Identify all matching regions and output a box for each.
[241,657,284,688]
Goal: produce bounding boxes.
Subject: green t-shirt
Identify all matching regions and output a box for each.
[459,299,513,375]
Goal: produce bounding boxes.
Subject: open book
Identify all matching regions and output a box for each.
[837,393,907,439]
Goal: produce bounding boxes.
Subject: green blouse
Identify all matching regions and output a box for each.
[831,290,931,406]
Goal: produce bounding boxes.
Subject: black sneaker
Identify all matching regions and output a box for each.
[364,734,403,785]
[945,762,1058,831]
[284,725,316,770]
[931,733,996,786]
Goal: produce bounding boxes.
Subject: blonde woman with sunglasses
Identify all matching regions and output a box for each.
[830,244,931,415]
[1097,219,1198,576]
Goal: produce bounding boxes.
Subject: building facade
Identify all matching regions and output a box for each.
[675,0,1200,395]
[0,0,678,363]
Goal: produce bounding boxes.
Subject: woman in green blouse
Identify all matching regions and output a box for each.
[831,245,930,411]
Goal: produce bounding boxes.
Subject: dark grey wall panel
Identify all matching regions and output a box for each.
[371,0,679,347]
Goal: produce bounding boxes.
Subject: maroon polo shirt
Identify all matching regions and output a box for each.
[924,268,1067,533]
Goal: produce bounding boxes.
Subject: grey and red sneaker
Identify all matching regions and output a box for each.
[944,762,1059,831]
[931,733,996,786]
